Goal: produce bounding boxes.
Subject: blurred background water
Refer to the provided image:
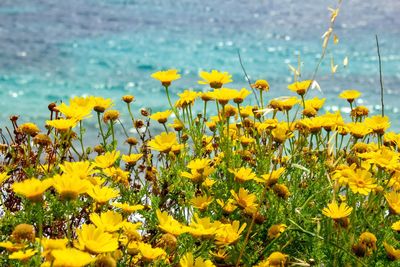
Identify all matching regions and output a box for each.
[0,0,399,134]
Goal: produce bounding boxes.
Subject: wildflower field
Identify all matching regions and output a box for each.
[1,2,400,267]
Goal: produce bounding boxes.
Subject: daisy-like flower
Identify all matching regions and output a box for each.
[230,188,258,214]
[383,242,400,261]
[268,224,287,239]
[75,224,119,254]
[254,252,288,267]
[156,209,189,236]
[151,69,181,87]
[187,214,221,239]
[137,242,167,262]
[93,150,120,169]
[51,248,96,267]
[112,202,144,213]
[150,110,173,124]
[256,167,285,187]
[46,118,77,132]
[18,122,40,136]
[251,79,269,91]
[52,174,91,200]
[86,185,119,205]
[92,96,114,113]
[58,102,92,121]
[209,88,240,105]
[288,80,313,96]
[12,178,53,202]
[228,167,257,183]
[191,195,213,211]
[121,153,143,166]
[148,132,178,153]
[179,252,216,267]
[9,249,37,261]
[175,90,201,108]
[215,221,247,246]
[216,199,237,214]
[339,89,361,103]
[385,191,400,215]
[322,201,353,219]
[364,115,390,135]
[348,169,377,196]
[198,70,232,89]
[41,238,68,260]
[90,210,126,233]
[59,161,96,180]
[303,97,326,111]
[392,220,400,232]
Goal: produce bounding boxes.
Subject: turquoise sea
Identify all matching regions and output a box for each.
[0,0,400,132]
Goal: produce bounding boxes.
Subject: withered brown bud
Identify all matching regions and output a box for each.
[48,103,57,112]
[140,108,149,117]
[126,137,138,146]
[94,145,105,155]
[181,133,189,142]
[12,224,35,243]
[10,115,19,122]
[134,119,144,129]
[33,134,52,146]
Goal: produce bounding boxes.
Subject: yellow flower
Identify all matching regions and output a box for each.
[52,174,91,200]
[322,201,353,219]
[86,185,119,205]
[18,122,40,136]
[209,88,240,105]
[348,122,371,139]
[392,220,400,232]
[351,106,369,118]
[112,202,144,213]
[0,172,10,185]
[228,167,257,183]
[46,118,77,131]
[58,102,92,121]
[151,69,181,87]
[383,242,400,261]
[348,169,377,195]
[280,97,299,111]
[156,209,189,236]
[255,252,288,267]
[70,96,95,109]
[150,110,173,124]
[148,132,178,153]
[179,252,216,267]
[364,115,390,135]
[103,109,120,123]
[187,214,221,239]
[41,238,68,259]
[51,248,95,267]
[233,88,252,104]
[9,249,36,261]
[256,167,285,187]
[175,90,201,108]
[385,191,400,215]
[90,210,126,232]
[94,150,120,169]
[359,232,377,251]
[216,199,237,214]
[191,195,213,211]
[268,224,287,239]
[0,241,26,252]
[103,167,129,185]
[59,161,95,180]
[75,224,119,254]
[230,188,258,214]
[92,97,114,113]
[339,89,361,103]
[288,80,313,96]
[251,79,269,91]
[303,97,326,111]
[272,124,292,144]
[137,242,167,262]
[215,220,247,246]
[12,178,53,202]
[169,119,185,131]
[198,70,232,89]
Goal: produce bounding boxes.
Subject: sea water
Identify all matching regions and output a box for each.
[0,0,399,135]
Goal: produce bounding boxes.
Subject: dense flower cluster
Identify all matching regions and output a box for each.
[0,66,399,266]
